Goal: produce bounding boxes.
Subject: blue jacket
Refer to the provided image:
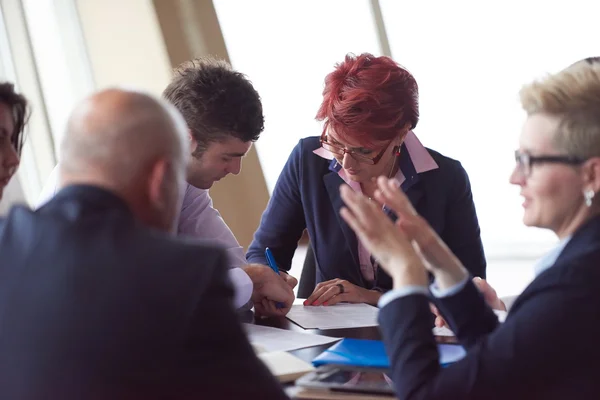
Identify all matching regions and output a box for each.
[247,136,486,291]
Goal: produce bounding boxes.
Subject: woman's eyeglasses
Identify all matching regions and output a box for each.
[514,150,585,177]
[320,133,391,165]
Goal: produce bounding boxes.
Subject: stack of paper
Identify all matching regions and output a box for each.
[286,303,379,330]
[243,323,341,352]
[258,351,315,383]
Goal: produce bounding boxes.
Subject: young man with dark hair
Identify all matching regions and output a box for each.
[38,57,297,316]
[163,57,264,189]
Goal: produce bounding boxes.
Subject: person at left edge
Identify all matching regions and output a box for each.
[0,82,27,202]
[36,57,296,316]
[247,53,486,307]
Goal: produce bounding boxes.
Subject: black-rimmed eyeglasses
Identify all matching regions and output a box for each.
[514,150,586,177]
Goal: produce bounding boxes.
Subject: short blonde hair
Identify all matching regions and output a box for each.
[519,61,600,159]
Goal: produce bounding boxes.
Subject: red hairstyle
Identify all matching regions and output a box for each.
[316,53,419,147]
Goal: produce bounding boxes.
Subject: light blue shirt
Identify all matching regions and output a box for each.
[533,236,571,277]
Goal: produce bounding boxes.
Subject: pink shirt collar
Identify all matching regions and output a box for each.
[313,131,439,188]
[313,130,438,283]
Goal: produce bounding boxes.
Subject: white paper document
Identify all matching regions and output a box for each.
[286,303,379,330]
[243,323,341,352]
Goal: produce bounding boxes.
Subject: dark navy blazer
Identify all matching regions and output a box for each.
[247,136,486,292]
[0,185,287,400]
[379,216,600,399]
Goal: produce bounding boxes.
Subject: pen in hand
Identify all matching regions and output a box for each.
[264,247,285,309]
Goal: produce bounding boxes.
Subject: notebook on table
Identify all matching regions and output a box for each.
[258,351,315,383]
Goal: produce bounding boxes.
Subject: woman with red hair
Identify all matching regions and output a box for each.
[247,53,485,308]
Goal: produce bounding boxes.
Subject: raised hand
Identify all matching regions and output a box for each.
[372,176,468,289]
[339,184,428,289]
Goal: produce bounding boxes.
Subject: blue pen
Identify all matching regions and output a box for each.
[265,247,285,309]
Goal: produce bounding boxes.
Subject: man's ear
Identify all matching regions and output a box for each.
[148,159,168,210]
[188,130,202,156]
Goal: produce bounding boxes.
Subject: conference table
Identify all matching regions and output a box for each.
[252,311,455,362]
[255,313,382,363]
[248,310,456,398]
[252,313,381,398]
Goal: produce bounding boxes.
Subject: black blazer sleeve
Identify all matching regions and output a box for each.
[378,268,600,400]
[434,280,499,348]
[246,140,307,271]
[178,248,288,399]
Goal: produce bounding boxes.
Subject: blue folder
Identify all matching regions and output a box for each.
[312,338,466,368]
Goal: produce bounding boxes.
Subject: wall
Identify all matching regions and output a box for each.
[75,0,172,94]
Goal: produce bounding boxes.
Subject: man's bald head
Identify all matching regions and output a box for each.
[60,88,189,231]
[61,88,188,179]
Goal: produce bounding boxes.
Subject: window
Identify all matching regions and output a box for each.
[22,0,94,148]
[0,3,26,213]
[214,0,382,192]
[0,0,55,207]
[379,0,599,260]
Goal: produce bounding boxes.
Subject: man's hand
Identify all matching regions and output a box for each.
[242,264,295,317]
[253,298,291,317]
[280,272,298,289]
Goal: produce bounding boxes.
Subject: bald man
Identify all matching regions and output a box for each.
[0,89,288,399]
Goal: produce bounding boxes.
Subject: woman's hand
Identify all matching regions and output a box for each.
[432,277,508,328]
[372,177,468,289]
[305,279,381,306]
[472,277,506,311]
[338,183,428,289]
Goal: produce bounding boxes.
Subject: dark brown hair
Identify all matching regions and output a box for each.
[162,57,264,156]
[0,82,29,156]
